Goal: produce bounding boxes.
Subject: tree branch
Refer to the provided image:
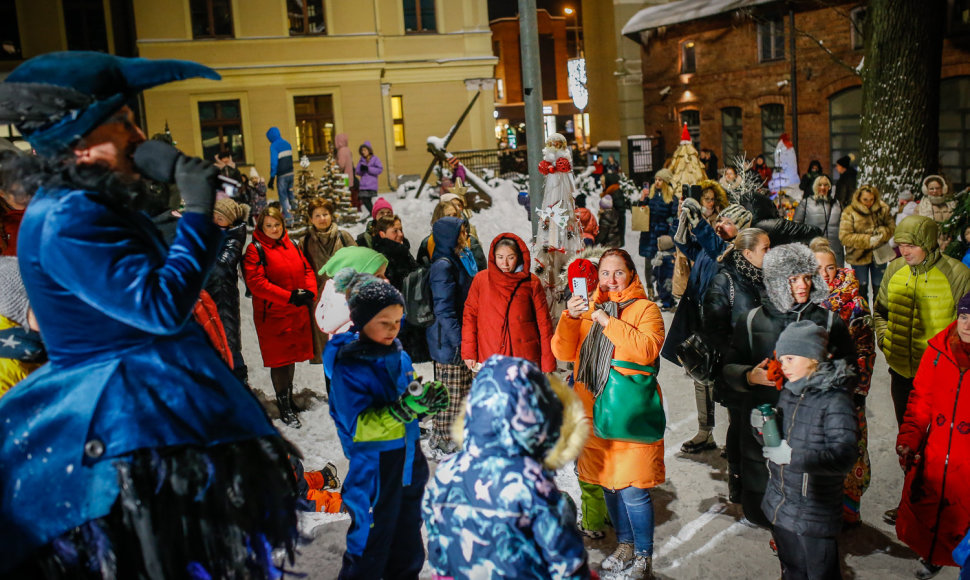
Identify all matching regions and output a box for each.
[792,23,862,76]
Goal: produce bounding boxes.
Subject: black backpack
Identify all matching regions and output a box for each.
[402,257,447,328]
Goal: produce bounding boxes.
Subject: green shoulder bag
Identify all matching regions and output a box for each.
[592,359,665,444]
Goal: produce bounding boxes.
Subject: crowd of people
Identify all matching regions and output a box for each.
[1,51,970,580]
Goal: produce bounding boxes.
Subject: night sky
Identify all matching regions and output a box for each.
[487,0,582,22]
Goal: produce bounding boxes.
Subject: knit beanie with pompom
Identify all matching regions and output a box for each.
[333,267,405,329]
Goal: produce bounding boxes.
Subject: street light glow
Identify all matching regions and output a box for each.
[564,7,574,15]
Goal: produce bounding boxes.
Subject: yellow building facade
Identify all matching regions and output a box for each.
[2,0,496,190]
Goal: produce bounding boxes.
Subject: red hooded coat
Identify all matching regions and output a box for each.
[243,228,317,367]
[896,322,970,566]
[461,234,555,372]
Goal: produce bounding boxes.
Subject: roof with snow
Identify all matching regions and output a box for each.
[622,0,778,41]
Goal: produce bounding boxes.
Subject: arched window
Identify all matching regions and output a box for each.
[940,76,970,190]
[721,107,743,163]
[829,87,861,174]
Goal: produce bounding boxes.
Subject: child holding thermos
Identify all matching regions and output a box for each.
[754,321,858,579]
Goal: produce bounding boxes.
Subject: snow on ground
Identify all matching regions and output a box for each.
[245,178,953,579]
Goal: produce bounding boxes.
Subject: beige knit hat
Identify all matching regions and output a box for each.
[213,198,248,225]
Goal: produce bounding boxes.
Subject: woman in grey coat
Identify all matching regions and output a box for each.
[793,175,844,265]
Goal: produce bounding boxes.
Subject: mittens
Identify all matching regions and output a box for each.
[763,440,793,465]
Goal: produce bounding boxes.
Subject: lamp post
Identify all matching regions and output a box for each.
[564,7,581,58]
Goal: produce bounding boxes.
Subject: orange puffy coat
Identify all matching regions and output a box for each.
[461,234,555,372]
[551,277,666,489]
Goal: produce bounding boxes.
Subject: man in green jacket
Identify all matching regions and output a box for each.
[874,215,970,427]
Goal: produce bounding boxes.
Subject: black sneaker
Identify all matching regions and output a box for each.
[321,462,340,490]
[915,558,943,579]
[883,507,898,526]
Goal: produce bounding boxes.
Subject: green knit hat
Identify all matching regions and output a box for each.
[318,246,389,277]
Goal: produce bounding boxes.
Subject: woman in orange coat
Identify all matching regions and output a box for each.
[552,248,665,580]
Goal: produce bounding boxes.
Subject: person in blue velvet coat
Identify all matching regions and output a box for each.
[0,52,298,578]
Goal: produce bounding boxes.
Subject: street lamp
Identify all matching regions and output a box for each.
[564,7,581,58]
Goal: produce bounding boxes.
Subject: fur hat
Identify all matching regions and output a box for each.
[599,195,613,209]
[0,257,30,328]
[213,198,249,225]
[720,204,753,231]
[776,320,829,361]
[654,168,674,184]
[657,235,674,251]
[371,197,393,219]
[333,268,405,329]
[762,244,829,312]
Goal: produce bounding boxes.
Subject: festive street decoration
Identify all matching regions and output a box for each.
[667,123,706,196]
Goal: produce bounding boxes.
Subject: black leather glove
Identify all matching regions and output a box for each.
[288,289,314,306]
[358,163,368,175]
[267,176,275,190]
[175,155,219,215]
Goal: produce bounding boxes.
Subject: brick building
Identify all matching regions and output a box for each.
[622,0,970,189]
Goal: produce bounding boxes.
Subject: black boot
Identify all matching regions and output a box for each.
[276,393,302,428]
[728,463,742,504]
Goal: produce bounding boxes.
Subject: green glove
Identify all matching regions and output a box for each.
[400,380,450,416]
[387,398,417,424]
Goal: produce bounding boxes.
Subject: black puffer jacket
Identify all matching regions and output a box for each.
[761,359,858,537]
[205,220,247,361]
[702,252,764,405]
[372,235,418,291]
[722,299,855,498]
[742,193,821,246]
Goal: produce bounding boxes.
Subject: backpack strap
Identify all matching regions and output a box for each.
[746,306,761,354]
[826,309,834,333]
[251,239,267,267]
[610,359,656,374]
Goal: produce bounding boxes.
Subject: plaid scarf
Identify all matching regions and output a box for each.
[576,298,638,397]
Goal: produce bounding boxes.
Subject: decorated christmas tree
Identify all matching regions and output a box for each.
[292,155,317,226]
[317,151,357,225]
[532,133,584,322]
[667,123,706,196]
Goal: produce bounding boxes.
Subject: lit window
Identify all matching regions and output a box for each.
[403,0,436,33]
[392,95,406,149]
[198,99,245,162]
[294,95,335,158]
[289,0,326,36]
[758,18,785,62]
[681,40,696,74]
[190,0,233,39]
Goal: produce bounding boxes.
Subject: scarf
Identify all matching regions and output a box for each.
[576,298,637,397]
[305,222,347,268]
[731,250,764,287]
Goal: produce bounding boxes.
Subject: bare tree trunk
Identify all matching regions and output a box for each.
[859,0,945,203]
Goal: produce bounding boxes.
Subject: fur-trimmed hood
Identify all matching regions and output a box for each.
[698,179,730,211]
[452,355,587,470]
[762,243,828,312]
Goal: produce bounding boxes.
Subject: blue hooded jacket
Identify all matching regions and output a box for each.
[323,330,422,555]
[423,356,591,579]
[266,127,294,178]
[427,217,473,364]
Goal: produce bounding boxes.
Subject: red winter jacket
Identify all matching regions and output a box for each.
[896,322,970,566]
[243,228,317,368]
[461,234,555,372]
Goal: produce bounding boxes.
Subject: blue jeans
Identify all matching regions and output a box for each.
[277,173,296,219]
[604,486,655,557]
[851,262,885,302]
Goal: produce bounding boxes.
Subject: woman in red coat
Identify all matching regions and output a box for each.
[896,292,970,576]
[243,206,317,428]
[461,233,555,372]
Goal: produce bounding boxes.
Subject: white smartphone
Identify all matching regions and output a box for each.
[571,278,589,311]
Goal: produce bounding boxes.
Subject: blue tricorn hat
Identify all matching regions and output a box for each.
[0,51,220,157]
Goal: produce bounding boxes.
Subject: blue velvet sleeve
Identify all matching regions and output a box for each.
[40,194,224,335]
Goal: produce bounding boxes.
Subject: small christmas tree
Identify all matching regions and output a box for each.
[667,123,706,196]
[316,151,357,225]
[532,133,584,323]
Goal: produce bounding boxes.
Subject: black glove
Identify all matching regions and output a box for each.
[288,289,314,307]
[358,164,368,175]
[175,155,219,215]
[267,176,275,190]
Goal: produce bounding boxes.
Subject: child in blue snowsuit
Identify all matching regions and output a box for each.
[651,234,676,310]
[423,355,593,579]
[324,268,449,580]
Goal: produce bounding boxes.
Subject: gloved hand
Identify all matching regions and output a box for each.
[680,197,703,229]
[387,381,450,423]
[175,155,219,215]
[763,439,793,465]
[869,233,883,248]
[358,163,368,175]
[288,289,314,307]
[267,176,275,190]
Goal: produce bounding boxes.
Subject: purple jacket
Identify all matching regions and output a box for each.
[356,140,383,191]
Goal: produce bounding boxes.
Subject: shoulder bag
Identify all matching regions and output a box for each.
[593,359,666,444]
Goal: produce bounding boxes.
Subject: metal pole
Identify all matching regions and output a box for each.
[573,15,581,58]
[789,8,799,160]
[518,0,544,238]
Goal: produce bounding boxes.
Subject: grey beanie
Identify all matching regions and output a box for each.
[720,204,753,230]
[776,320,828,361]
[0,257,30,328]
